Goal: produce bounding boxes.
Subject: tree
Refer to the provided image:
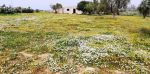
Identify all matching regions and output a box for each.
[85,3,94,14]
[51,3,62,13]
[0,4,15,14]
[77,1,90,14]
[115,0,130,15]
[0,5,35,14]
[93,0,99,14]
[14,7,22,13]
[35,9,40,13]
[6,6,15,14]
[138,0,150,18]
[0,4,6,13]
[97,0,109,15]
[102,0,130,18]
[22,7,34,13]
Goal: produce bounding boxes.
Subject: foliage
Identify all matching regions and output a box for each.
[35,9,40,13]
[98,0,110,14]
[54,38,80,50]
[21,7,34,13]
[77,0,130,17]
[0,4,35,14]
[77,1,90,14]
[51,3,63,13]
[103,0,130,17]
[138,0,150,18]
[85,3,95,14]
[0,5,15,14]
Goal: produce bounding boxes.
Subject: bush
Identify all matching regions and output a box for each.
[35,9,40,13]
[0,4,36,14]
[0,5,15,14]
[22,7,34,13]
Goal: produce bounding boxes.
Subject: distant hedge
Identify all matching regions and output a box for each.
[0,4,39,14]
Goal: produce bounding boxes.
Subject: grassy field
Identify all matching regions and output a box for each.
[0,12,150,74]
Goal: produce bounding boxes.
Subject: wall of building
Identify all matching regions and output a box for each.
[63,7,82,14]
[57,7,82,14]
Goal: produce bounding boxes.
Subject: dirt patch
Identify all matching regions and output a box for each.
[32,66,52,74]
[79,67,99,74]
[19,52,33,59]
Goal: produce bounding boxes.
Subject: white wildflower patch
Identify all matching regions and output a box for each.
[134,50,150,59]
[48,34,149,73]
[77,34,131,65]
[46,57,61,73]
[92,35,116,41]
[45,56,78,74]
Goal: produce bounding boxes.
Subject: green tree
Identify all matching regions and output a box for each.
[93,0,99,14]
[77,1,90,14]
[0,4,6,13]
[96,0,109,15]
[116,0,130,15]
[103,0,130,17]
[85,3,94,14]
[51,3,62,13]
[14,7,22,13]
[138,0,150,18]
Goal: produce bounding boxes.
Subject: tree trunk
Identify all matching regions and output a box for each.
[117,9,120,15]
[143,13,146,19]
[112,12,116,18]
[143,15,146,19]
[110,4,113,13]
[54,9,57,14]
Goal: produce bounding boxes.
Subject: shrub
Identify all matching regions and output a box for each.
[35,9,40,13]
[22,7,34,13]
[0,5,36,14]
[54,38,80,50]
[0,5,15,14]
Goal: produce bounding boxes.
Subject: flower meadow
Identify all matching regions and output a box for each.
[0,12,150,74]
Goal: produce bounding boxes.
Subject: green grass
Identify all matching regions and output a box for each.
[0,12,150,74]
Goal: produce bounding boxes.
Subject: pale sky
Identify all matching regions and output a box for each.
[0,0,142,10]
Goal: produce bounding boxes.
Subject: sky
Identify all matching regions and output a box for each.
[0,0,142,10]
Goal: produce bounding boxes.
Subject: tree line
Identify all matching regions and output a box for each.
[77,0,130,17]
[77,0,150,18]
[51,0,150,19]
[51,0,131,18]
[0,4,40,14]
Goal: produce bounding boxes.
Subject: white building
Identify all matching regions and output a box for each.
[56,6,82,14]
